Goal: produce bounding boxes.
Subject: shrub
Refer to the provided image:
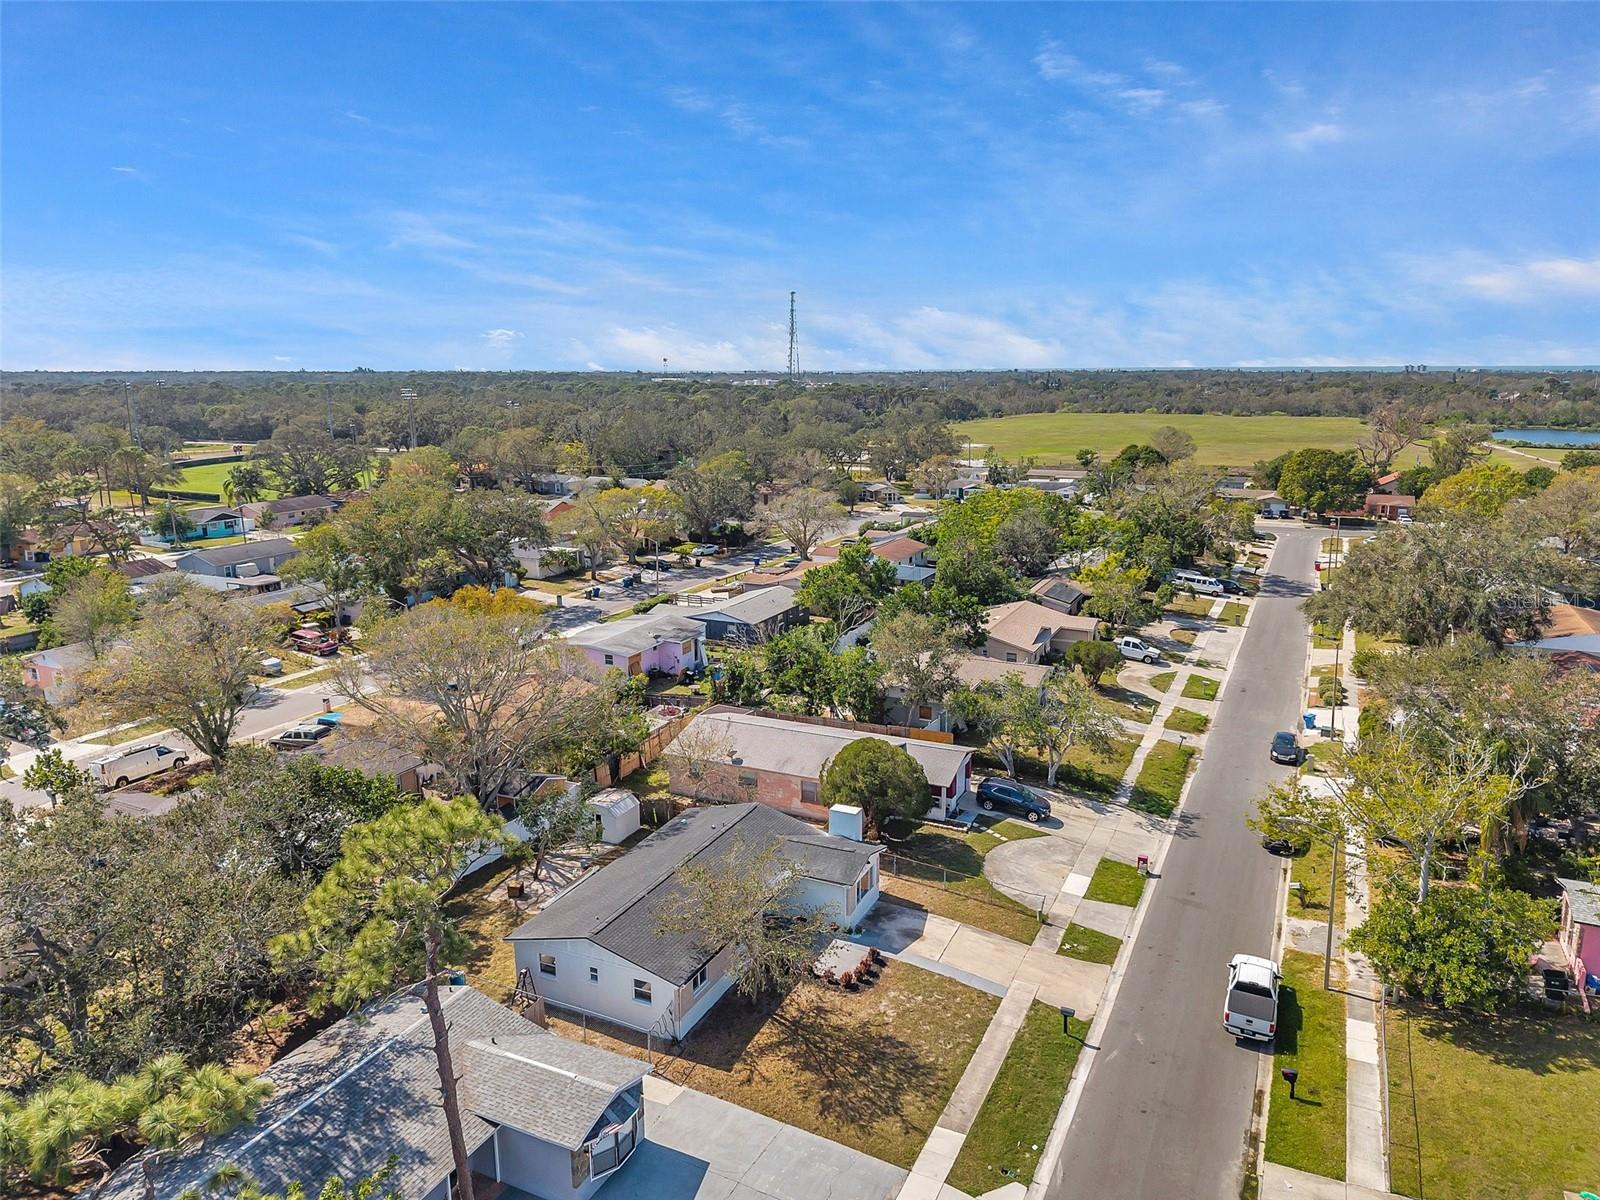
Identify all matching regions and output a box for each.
[1317,677,1347,706]
[1068,639,1121,684]
[1349,646,1383,679]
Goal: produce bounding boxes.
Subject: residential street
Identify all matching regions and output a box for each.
[1045,523,1322,1200]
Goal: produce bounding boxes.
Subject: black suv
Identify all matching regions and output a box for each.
[976,777,1052,823]
[1270,731,1303,765]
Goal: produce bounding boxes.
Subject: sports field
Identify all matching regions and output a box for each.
[175,460,282,499]
[955,412,1554,470]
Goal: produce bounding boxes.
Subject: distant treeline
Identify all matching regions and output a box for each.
[2,368,1595,478]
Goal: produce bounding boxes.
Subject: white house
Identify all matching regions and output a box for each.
[508,802,882,1041]
[98,986,651,1200]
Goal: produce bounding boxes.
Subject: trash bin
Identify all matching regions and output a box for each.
[1303,712,1317,731]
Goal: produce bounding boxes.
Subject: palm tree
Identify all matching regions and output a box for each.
[223,464,267,507]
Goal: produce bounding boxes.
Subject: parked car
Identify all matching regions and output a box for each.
[1261,831,1308,856]
[1215,577,1248,595]
[268,724,335,750]
[1115,635,1161,664]
[289,627,339,656]
[1222,954,1281,1042]
[1269,731,1303,765]
[688,543,720,556]
[976,777,1052,823]
[89,743,188,788]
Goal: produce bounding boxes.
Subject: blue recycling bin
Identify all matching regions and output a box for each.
[1303,712,1317,730]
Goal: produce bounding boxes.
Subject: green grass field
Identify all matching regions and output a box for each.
[1129,740,1197,816]
[1057,922,1122,964]
[1265,950,1347,1180]
[957,411,1556,471]
[174,460,280,499]
[1083,858,1146,907]
[1387,1004,1600,1200]
[947,1002,1087,1196]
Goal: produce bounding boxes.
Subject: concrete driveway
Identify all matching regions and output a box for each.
[983,832,1083,909]
[595,1077,906,1200]
[855,900,1110,1018]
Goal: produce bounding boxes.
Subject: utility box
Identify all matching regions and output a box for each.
[828,804,865,842]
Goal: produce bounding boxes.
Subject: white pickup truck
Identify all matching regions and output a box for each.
[1223,954,1282,1042]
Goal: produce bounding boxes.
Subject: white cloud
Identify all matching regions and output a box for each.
[273,355,292,362]
[1034,43,1124,89]
[1284,122,1346,151]
[599,326,751,371]
[1460,257,1600,302]
[481,328,524,350]
[110,166,150,183]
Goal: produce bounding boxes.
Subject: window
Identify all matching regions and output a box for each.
[738,772,757,787]
[588,966,599,983]
[603,653,615,666]
[691,965,709,993]
[801,780,819,805]
[632,979,652,1003]
[1005,652,1018,663]
[918,705,933,720]
[855,864,876,905]
[539,954,557,977]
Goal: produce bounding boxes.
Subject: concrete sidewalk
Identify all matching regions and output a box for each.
[1261,1163,1407,1200]
[899,982,1041,1200]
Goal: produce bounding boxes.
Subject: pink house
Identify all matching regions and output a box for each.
[1556,877,1600,1008]
[567,610,707,678]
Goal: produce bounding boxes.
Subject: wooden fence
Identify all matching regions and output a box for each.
[589,709,698,788]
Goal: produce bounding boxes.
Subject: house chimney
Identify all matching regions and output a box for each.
[828,804,864,842]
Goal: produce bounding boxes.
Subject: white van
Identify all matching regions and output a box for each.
[1222,953,1282,1042]
[89,743,188,789]
[1116,636,1161,664]
[1172,569,1225,596]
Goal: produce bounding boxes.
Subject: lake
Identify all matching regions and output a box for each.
[1492,428,1600,447]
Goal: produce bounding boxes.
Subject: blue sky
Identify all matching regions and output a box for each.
[2,3,1597,371]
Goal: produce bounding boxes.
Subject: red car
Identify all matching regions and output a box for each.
[289,627,339,656]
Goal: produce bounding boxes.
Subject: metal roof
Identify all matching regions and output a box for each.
[1559,877,1600,927]
[178,536,298,569]
[686,586,801,627]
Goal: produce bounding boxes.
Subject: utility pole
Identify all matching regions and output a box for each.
[786,290,799,384]
[325,385,335,438]
[400,387,418,451]
[122,381,141,448]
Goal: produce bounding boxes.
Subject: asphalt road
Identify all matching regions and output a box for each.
[1047,523,1322,1200]
[1,674,346,811]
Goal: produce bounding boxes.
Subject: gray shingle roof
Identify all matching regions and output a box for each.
[508,803,878,984]
[687,586,800,627]
[1559,877,1600,926]
[461,1034,648,1149]
[568,610,705,655]
[180,536,298,569]
[97,987,646,1200]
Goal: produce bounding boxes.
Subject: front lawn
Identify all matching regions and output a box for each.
[1180,674,1220,701]
[1219,601,1249,626]
[1387,1004,1600,1200]
[1288,839,1345,930]
[1265,949,1347,1179]
[880,821,1046,942]
[977,737,1138,798]
[1165,707,1210,735]
[1057,922,1121,965]
[1165,595,1216,618]
[1083,857,1146,907]
[946,1002,1087,1196]
[444,861,526,1003]
[1129,740,1197,816]
[552,963,1000,1171]
[1148,670,1177,693]
[1312,621,1341,649]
